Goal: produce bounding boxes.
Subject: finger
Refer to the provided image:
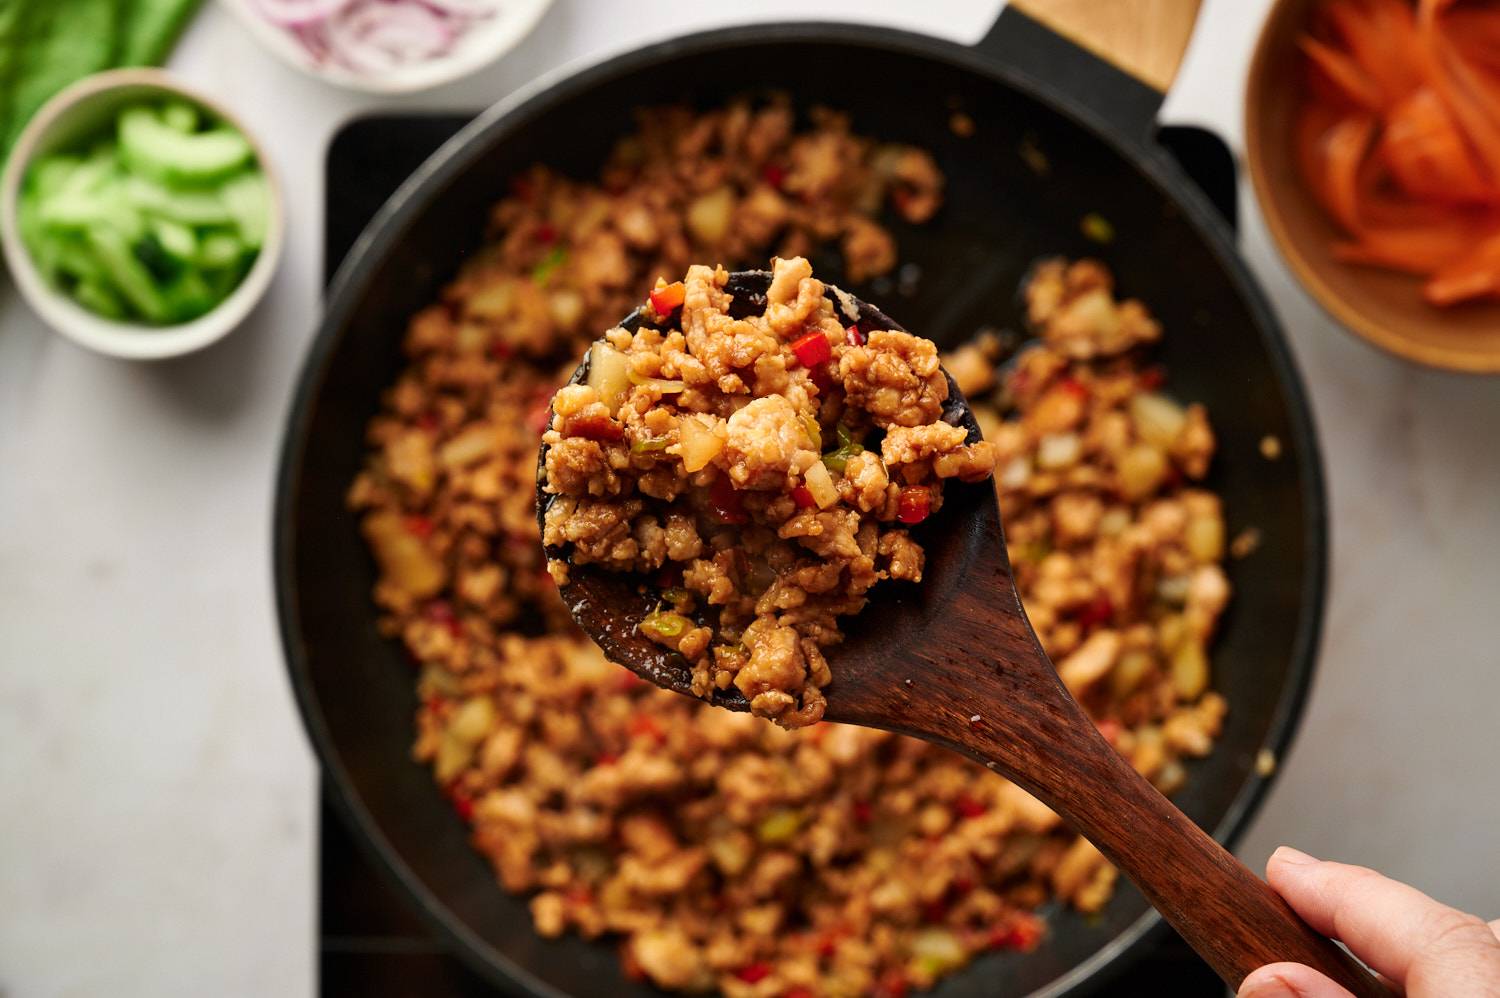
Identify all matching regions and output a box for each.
[1268,847,1500,987]
[1238,962,1355,998]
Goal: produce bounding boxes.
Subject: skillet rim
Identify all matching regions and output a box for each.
[273,19,1329,998]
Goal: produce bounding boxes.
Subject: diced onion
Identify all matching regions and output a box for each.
[802,462,840,509]
[1036,432,1082,469]
[586,341,631,415]
[1129,392,1187,447]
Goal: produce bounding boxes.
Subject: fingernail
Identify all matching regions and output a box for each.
[1272,846,1318,866]
[1238,974,1297,998]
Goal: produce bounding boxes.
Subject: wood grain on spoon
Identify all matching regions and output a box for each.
[537,271,1388,996]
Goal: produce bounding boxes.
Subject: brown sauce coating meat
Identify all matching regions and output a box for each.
[348,99,1232,997]
[540,256,996,727]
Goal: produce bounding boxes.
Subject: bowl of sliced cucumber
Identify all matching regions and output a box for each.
[1,68,282,360]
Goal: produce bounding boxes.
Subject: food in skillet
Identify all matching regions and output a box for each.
[540,256,996,727]
[1294,0,1500,305]
[347,101,1232,996]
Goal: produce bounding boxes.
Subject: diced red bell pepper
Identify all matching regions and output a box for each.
[1138,366,1166,391]
[628,713,666,743]
[784,988,814,998]
[616,670,647,692]
[762,163,787,189]
[953,795,987,819]
[791,329,833,367]
[488,340,513,361]
[896,487,931,525]
[1056,376,1088,399]
[735,962,772,984]
[1076,594,1114,629]
[425,600,462,638]
[709,476,748,524]
[450,789,475,822]
[649,280,686,316]
[791,485,817,509]
[535,222,558,245]
[565,414,625,442]
[921,899,949,923]
[952,876,976,896]
[417,411,440,432]
[594,751,619,767]
[852,800,873,825]
[404,514,434,539]
[988,913,1044,951]
[844,324,865,346]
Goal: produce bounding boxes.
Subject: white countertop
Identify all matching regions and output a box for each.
[2,1,1497,995]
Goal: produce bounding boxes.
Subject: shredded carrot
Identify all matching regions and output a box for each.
[1297,0,1500,306]
[1425,231,1500,304]
[1300,37,1385,110]
[1379,87,1495,203]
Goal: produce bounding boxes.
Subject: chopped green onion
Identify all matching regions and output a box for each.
[802,415,822,450]
[532,245,568,285]
[639,611,690,641]
[630,434,674,454]
[822,442,864,474]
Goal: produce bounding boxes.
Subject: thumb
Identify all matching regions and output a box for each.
[1238,962,1356,998]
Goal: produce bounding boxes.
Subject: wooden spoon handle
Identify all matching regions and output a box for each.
[1051,738,1386,994]
[951,698,1391,996]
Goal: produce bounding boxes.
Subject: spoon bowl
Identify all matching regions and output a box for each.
[537,269,997,711]
[537,271,1387,997]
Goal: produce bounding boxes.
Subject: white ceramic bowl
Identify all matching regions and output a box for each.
[0,68,284,361]
[222,0,556,94]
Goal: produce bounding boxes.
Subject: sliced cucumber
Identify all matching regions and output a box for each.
[118,106,252,185]
[37,188,145,243]
[149,217,197,262]
[197,231,243,270]
[85,226,168,323]
[74,279,127,319]
[160,101,198,133]
[27,155,83,199]
[123,175,232,225]
[218,171,268,249]
[161,270,218,322]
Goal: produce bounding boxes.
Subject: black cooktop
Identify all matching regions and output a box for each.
[317,112,1234,998]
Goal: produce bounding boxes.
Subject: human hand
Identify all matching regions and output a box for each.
[1238,847,1500,997]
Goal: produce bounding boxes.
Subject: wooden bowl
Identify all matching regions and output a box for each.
[1245,0,1500,373]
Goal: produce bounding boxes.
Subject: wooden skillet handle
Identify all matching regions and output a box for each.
[1007,0,1203,93]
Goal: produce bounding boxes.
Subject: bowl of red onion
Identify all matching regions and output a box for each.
[225,0,555,93]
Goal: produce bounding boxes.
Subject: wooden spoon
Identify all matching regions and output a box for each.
[536,271,1387,996]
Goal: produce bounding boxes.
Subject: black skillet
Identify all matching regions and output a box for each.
[275,5,1329,996]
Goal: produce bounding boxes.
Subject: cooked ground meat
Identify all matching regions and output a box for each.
[348,99,1232,997]
[540,256,996,727]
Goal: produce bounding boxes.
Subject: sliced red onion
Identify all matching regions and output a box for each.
[324,0,457,74]
[416,0,495,17]
[290,23,333,64]
[254,0,355,27]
